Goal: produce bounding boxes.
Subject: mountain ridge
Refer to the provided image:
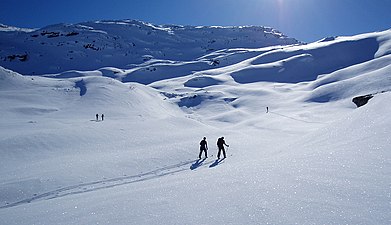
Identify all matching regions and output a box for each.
[0,19,300,75]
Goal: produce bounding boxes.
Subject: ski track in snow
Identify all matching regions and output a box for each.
[0,158,220,210]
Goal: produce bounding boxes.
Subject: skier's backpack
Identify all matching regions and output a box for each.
[217,138,223,146]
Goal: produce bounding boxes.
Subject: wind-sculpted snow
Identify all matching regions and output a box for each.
[230,36,380,83]
[305,54,391,102]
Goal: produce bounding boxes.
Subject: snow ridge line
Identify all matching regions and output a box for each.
[0,159,208,209]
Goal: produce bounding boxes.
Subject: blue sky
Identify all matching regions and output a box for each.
[1,0,390,42]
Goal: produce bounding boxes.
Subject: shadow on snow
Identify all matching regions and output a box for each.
[209,158,225,168]
[190,158,207,170]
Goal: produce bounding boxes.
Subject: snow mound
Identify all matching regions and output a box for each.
[0,66,179,120]
[184,76,223,88]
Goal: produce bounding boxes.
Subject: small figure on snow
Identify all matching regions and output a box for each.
[96,113,99,121]
[199,137,208,159]
[217,137,229,159]
[266,106,269,113]
[101,114,104,121]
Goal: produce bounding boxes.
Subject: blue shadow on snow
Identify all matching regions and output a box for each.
[190,158,206,170]
[209,158,225,168]
[74,79,87,96]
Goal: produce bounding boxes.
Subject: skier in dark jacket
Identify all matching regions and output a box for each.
[217,137,229,159]
[199,137,208,159]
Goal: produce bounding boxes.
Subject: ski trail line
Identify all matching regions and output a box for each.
[0,158,205,210]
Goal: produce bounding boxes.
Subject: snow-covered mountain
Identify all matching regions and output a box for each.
[0,20,390,225]
[0,19,299,75]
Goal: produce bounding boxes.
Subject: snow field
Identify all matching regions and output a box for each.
[0,25,390,224]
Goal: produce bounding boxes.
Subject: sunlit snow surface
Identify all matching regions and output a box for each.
[0,22,390,224]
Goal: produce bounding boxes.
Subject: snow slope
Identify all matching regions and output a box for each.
[0,20,299,75]
[0,21,390,225]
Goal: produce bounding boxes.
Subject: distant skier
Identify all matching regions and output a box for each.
[101,114,104,121]
[217,137,229,159]
[199,137,208,159]
[96,113,99,121]
[266,107,269,113]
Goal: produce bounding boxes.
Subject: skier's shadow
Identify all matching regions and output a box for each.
[209,158,225,168]
[190,158,206,170]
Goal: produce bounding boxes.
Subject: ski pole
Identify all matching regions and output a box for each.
[227,145,232,157]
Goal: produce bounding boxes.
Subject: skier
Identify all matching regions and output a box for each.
[199,137,208,159]
[101,114,104,121]
[217,137,229,159]
[96,113,99,121]
[266,106,269,113]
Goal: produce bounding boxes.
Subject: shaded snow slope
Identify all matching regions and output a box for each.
[228,30,391,83]
[305,54,391,102]
[125,30,391,86]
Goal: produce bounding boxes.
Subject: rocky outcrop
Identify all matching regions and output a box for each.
[352,94,373,107]
[352,90,390,108]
